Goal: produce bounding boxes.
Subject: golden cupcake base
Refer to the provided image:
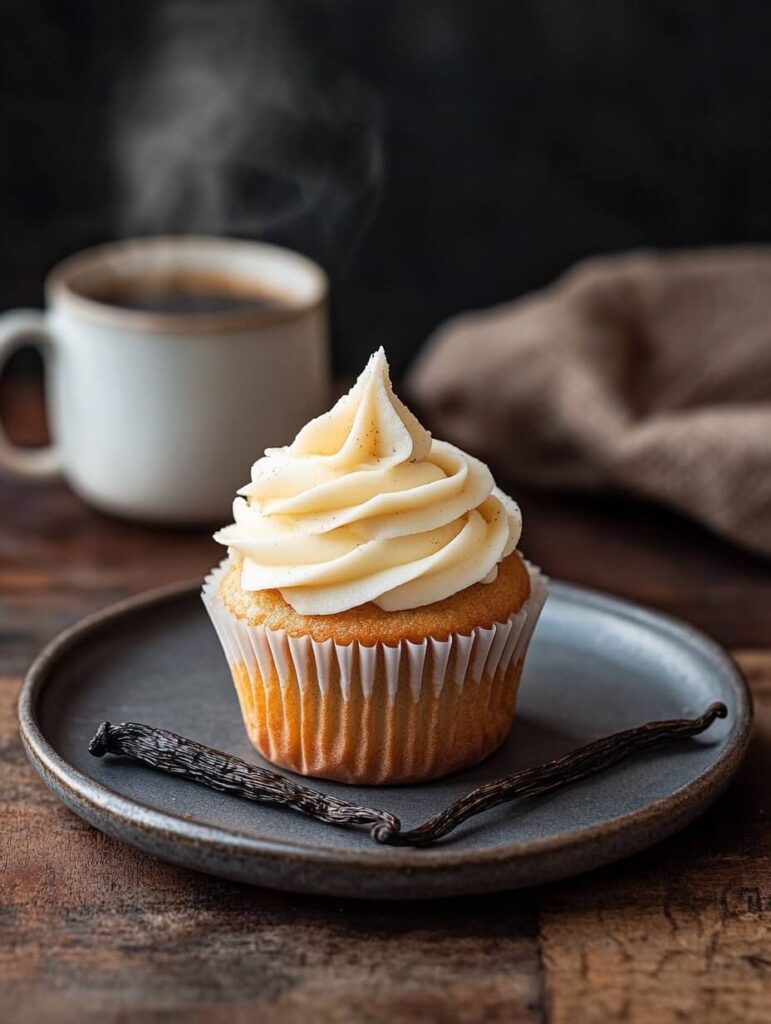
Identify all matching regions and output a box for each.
[203,554,546,786]
[229,654,525,785]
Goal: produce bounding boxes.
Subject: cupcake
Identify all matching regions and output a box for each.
[203,348,546,784]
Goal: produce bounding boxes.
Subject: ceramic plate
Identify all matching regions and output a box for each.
[19,580,752,899]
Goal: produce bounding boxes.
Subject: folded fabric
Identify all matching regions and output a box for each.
[407,249,771,557]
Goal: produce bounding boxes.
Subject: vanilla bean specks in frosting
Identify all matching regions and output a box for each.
[214,348,522,615]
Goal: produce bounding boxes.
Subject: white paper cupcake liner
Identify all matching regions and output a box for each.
[201,557,547,705]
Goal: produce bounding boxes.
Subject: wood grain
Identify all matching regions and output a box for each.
[1,376,770,1022]
[540,649,771,1024]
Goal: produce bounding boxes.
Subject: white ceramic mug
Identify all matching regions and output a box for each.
[0,236,329,523]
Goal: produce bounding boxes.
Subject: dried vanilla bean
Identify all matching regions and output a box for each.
[89,721,400,842]
[383,701,728,846]
[89,702,727,848]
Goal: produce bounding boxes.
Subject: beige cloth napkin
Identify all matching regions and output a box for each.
[407,249,771,557]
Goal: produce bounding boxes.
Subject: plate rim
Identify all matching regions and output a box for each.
[18,578,754,882]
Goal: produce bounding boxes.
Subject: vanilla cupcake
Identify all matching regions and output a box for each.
[203,348,546,784]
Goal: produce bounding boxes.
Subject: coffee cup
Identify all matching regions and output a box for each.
[0,236,330,523]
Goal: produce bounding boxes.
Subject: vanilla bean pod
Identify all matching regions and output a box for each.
[88,702,726,848]
[384,701,728,846]
[88,722,399,843]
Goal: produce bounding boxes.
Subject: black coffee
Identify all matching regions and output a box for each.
[87,273,289,315]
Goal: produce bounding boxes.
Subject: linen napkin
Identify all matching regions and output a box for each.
[407,249,771,557]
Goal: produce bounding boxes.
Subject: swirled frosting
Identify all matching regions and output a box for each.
[214,348,522,614]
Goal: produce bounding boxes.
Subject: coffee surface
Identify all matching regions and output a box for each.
[85,273,289,315]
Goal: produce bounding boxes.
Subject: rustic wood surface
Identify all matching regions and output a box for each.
[1,375,770,1023]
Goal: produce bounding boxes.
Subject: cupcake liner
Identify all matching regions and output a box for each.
[201,558,547,783]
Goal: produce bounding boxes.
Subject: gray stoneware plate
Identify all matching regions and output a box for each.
[19,580,752,900]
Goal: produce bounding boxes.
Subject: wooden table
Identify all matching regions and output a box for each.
[2,376,770,1023]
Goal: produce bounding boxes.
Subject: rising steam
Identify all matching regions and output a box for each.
[114,0,383,267]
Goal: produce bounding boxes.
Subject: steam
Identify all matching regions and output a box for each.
[114,0,383,267]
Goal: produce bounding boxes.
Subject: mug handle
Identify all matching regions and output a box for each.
[0,310,61,478]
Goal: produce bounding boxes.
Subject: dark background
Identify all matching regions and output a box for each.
[2,0,771,375]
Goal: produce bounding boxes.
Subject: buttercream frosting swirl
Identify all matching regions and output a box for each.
[214,348,522,614]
